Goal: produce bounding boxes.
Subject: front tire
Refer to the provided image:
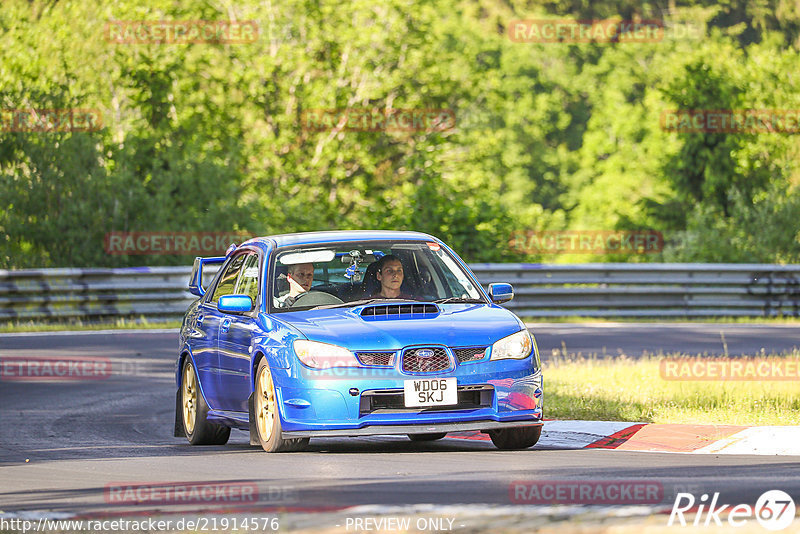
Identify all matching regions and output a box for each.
[488,425,542,450]
[254,358,309,452]
[181,359,230,445]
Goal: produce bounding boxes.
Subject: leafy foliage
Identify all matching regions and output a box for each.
[1,0,798,267]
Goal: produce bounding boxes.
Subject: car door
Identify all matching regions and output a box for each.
[196,253,247,410]
[215,251,261,413]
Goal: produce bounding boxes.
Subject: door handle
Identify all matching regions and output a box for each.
[221,318,231,333]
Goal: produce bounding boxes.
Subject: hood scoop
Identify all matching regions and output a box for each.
[359,303,440,320]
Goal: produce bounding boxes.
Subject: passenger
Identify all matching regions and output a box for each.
[373,255,413,299]
[278,262,314,307]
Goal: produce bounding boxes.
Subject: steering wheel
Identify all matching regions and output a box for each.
[290,290,344,307]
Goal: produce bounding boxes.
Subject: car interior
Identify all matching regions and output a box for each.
[272,246,445,310]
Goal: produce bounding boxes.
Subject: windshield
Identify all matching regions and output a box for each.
[270,240,485,312]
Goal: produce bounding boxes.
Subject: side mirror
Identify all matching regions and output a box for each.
[218,295,254,313]
[488,283,514,304]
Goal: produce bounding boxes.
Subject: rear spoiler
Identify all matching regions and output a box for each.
[188,256,226,297]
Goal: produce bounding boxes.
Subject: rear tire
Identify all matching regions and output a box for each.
[408,433,447,441]
[181,358,230,445]
[488,425,542,450]
[254,358,309,452]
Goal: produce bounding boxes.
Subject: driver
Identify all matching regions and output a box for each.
[278,262,314,307]
[373,255,413,299]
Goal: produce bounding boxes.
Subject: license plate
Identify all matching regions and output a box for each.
[403,377,457,407]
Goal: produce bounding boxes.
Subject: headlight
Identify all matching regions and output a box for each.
[490,330,533,361]
[293,340,361,369]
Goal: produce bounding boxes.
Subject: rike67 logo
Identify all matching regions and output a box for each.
[669,490,796,531]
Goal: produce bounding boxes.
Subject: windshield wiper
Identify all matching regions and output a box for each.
[433,297,485,304]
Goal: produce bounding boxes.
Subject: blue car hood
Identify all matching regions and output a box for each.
[273,304,524,351]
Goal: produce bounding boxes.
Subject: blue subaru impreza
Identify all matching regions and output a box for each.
[175,230,543,452]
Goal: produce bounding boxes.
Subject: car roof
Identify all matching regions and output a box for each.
[243,230,439,248]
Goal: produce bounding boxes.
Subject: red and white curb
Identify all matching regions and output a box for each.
[450,421,800,455]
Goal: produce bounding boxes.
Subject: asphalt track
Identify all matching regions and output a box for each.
[1,325,799,530]
[528,322,800,357]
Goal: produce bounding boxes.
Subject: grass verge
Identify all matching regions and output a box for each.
[0,317,182,333]
[545,351,800,425]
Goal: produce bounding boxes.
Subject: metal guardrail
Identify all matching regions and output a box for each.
[470,263,800,317]
[1,263,799,322]
[0,267,204,322]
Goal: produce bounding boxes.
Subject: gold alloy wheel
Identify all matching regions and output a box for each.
[256,364,276,442]
[182,362,197,435]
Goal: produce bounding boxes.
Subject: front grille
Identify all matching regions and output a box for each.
[454,347,487,363]
[360,303,439,320]
[356,351,394,366]
[359,385,493,415]
[402,347,451,373]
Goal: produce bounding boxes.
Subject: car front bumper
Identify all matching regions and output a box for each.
[280,418,543,438]
[273,361,544,433]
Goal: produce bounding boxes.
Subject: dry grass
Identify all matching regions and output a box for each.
[544,350,800,425]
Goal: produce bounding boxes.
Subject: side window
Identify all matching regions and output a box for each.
[235,254,261,303]
[210,254,247,304]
